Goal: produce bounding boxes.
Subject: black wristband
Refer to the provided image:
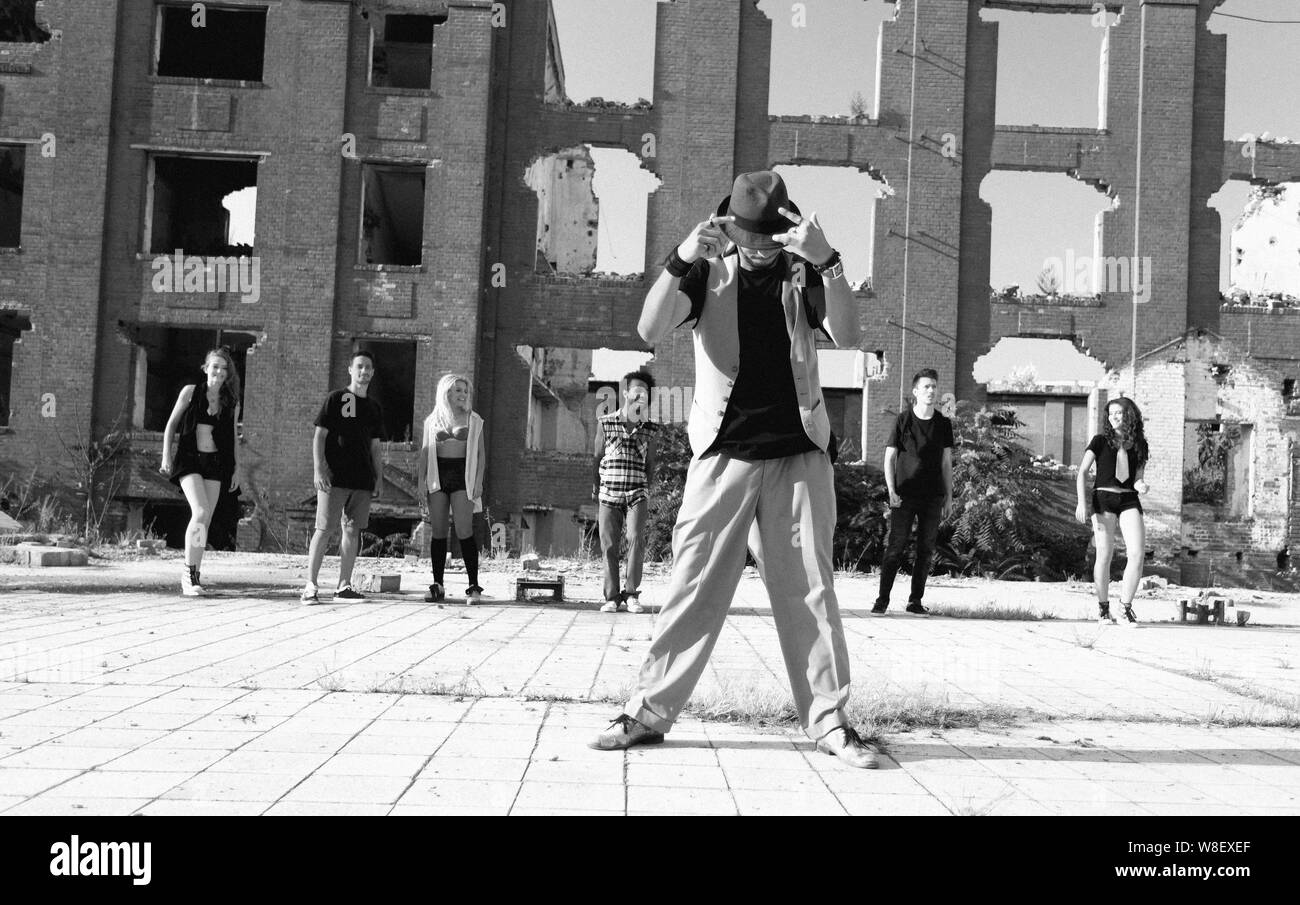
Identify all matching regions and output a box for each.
[664,248,692,278]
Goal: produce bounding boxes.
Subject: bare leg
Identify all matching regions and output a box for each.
[1092,512,1118,604]
[307,528,333,585]
[1117,508,1146,604]
[179,475,216,568]
[338,523,361,587]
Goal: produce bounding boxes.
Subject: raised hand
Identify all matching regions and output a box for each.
[677,215,736,263]
[772,207,833,265]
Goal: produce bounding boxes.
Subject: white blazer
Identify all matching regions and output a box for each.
[421,410,485,513]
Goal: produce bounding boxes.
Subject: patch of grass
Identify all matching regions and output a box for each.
[926,601,1049,621]
[955,788,1017,816]
[314,672,347,693]
[1070,626,1103,649]
[681,679,1028,741]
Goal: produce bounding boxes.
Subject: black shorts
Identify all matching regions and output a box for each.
[1093,489,1142,517]
[435,457,467,495]
[172,450,224,485]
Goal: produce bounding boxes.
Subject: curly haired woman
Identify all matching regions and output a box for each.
[1075,396,1150,626]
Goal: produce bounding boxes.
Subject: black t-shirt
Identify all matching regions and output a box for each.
[1086,433,1147,490]
[678,253,825,460]
[314,388,385,490]
[888,408,954,498]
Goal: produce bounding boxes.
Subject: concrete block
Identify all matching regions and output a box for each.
[14,544,88,567]
[360,573,401,593]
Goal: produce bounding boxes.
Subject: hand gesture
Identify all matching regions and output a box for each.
[773,208,834,265]
[677,215,735,264]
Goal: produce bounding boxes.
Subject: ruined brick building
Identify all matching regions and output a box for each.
[1,0,1297,577]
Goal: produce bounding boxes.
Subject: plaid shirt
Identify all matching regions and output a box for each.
[598,413,657,505]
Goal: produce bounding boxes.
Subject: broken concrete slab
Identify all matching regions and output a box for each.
[11,544,89,567]
[360,573,401,593]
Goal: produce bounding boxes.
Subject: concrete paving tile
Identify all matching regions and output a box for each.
[339,734,444,756]
[626,786,737,815]
[97,748,231,773]
[1101,781,1230,805]
[389,805,510,816]
[399,779,519,809]
[509,807,623,816]
[838,794,953,816]
[264,801,393,816]
[816,767,930,795]
[522,757,625,785]
[161,772,304,801]
[206,750,332,775]
[314,753,428,777]
[279,774,405,800]
[240,731,354,754]
[143,730,261,750]
[4,796,154,816]
[0,767,83,796]
[1007,778,1132,804]
[54,727,170,749]
[732,789,847,816]
[433,734,537,759]
[626,762,730,790]
[361,719,459,739]
[1195,784,1300,808]
[417,756,529,783]
[136,800,272,816]
[512,781,624,812]
[50,770,194,799]
[0,746,131,770]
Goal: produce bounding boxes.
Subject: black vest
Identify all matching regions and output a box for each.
[178,384,236,480]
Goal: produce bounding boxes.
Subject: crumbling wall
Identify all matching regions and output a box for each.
[525,146,599,274]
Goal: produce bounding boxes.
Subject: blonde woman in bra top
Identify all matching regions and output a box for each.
[418,374,486,604]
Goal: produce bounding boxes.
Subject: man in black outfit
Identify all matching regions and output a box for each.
[873,368,954,616]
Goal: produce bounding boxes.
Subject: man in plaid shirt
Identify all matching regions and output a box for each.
[593,371,659,613]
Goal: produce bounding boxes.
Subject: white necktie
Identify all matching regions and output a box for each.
[1116,447,1129,484]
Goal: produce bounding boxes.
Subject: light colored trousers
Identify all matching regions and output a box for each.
[623,450,851,740]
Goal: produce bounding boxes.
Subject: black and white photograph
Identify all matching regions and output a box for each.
[0,0,1295,875]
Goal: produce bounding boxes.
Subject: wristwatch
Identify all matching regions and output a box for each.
[813,250,844,280]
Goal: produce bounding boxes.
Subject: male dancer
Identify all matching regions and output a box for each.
[872,369,954,616]
[589,171,877,768]
[593,371,659,613]
[303,350,385,603]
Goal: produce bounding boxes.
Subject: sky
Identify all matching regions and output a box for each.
[549,0,1300,292]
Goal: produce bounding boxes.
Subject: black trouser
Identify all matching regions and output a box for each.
[877,496,944,605]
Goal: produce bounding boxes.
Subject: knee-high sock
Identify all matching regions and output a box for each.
[430,537,448,584]
[460,534,480,587]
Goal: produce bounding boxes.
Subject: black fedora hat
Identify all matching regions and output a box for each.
[715,171,801,251]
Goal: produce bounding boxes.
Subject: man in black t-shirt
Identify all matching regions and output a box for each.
[303,350,385,603]
[589,171,878,769]
[873,368,955,616]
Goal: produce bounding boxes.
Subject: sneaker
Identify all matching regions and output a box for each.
[870,600,889,616]
[1121,604,1139,628]
[335,585,365,600]
[815,725,880,770]
[181,566,204,597]
[624,592,645,614]
[904,602,930,617]
[423,583,445,603]
[588,714,664,751]
[300,581,320,604]
[465,585,483,605]
[600,599,621,613]
[1098,601,1116,625]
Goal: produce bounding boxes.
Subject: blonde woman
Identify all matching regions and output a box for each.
[160,347,241,596]
[418,374,486,603]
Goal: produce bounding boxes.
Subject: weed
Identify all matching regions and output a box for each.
[954,788,1017,816]
[927,601,1046,621]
